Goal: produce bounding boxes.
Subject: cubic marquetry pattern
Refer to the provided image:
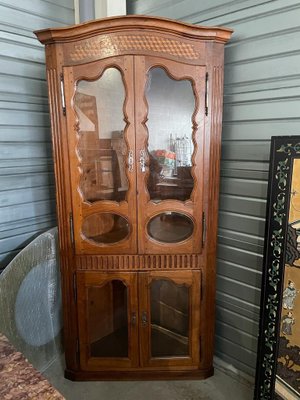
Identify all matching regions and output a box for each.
[69,34,199,62]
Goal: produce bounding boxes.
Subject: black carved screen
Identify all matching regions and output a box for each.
[254,137,300,400]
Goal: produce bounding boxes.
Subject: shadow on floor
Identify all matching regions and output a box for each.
[43,356,254,400]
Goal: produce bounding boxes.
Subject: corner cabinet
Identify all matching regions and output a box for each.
[35,16,232,380]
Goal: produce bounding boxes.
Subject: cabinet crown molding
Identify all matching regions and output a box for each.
[34,14,233,45]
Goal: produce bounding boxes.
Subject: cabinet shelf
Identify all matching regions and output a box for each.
[151,324,189,357]
[91,327,128,358]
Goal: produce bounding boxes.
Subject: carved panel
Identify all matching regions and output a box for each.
[209,66,224,217]
[76,254,203,271]
[68,34,200,64]
[47,68,71,256]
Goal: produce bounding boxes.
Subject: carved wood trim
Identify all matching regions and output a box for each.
[47,67,80,371]
[209,66,224,222]
[34,15,233,45]
[76,254,203,270]
[201,64,224,371]
[47,68,71,256]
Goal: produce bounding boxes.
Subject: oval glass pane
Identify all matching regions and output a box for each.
[82,213,129,244]
[147,212,194,243]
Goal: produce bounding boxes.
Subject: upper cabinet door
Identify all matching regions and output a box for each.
[134,56,206,254]
[64,56,137,254]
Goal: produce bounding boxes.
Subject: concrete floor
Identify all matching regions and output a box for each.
[43,357,254,400]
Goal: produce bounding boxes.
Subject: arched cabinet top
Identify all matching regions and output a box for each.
[35,15,232,66]
[34,15,233,45]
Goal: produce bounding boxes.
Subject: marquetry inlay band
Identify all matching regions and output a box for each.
[69,34,199,62]
[76,254,203,271]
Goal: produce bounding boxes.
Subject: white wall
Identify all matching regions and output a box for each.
[95,0,126,19]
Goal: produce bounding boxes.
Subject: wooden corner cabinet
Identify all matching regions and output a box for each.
[35,15,232,380]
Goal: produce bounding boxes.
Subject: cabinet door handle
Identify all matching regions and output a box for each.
[131,312,137,326]
[141,311,148,326]
[128,150,134,172]
[139,149,146,173]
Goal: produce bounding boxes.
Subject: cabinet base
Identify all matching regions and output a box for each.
[64,367,214,381]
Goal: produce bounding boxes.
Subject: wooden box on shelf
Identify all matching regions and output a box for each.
[35,15,232,380]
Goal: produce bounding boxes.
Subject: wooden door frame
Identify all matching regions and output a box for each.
[134,55,206,254]
[138,270,201,368]
[76,271,139,370]
[63,55,138,255]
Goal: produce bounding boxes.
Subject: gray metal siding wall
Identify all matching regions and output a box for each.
[127,0,300,377]
[0,1,74,270]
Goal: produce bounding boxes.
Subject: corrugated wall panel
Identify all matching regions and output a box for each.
[127,0,300,377]
[0,0,74,270]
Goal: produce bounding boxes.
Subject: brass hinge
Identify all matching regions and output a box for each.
[60,73,66,116]
[205,72,209,116]
[202,211,206,247]
[73,272,77,303]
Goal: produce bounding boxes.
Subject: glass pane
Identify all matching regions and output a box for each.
[146,67,195,202]
[150,279,189,357]
[88,280,128,357]
[74,67,128,202]
[82,213,130,244]
[147,212,194,243]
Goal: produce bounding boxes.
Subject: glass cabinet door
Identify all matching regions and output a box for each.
[64,56,137,254]
[134,56,206,254]
[77,272,139,370]
[146,67,195,203]
[139,270,201,368]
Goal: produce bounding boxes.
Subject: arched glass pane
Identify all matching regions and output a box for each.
[82,213,130,244]
[88,280,128,358]
[147,212,194,243]
[74,67,128,202]
[146,67,195,202]
[150,279,189,357]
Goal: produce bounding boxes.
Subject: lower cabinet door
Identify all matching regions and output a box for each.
[77,272,139,370]
[139,270,201,368]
